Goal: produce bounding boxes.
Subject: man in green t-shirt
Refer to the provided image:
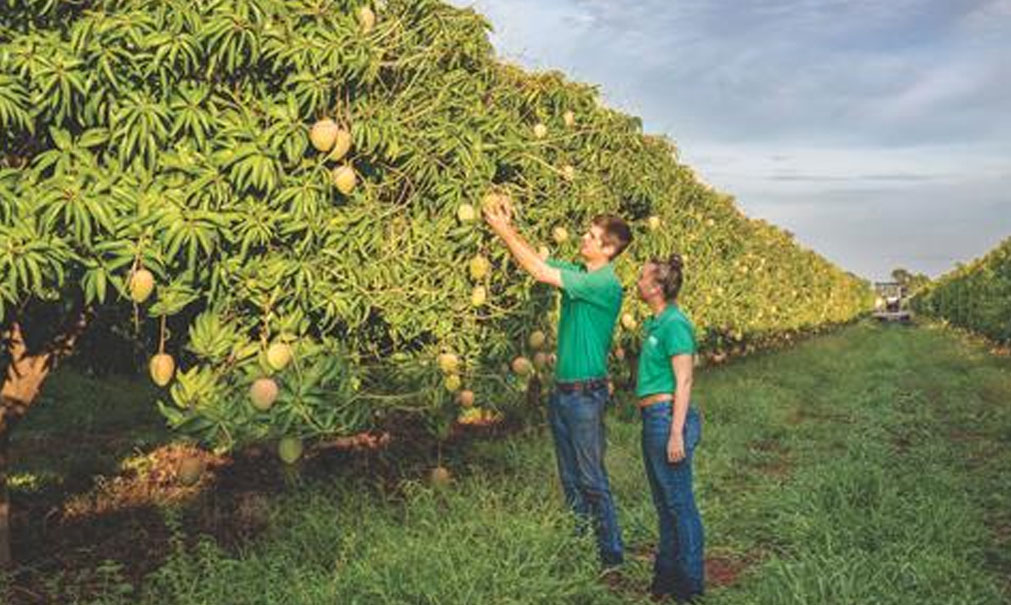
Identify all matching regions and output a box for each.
[484,196,632,568]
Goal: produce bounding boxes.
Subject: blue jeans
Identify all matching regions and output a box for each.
[548,384,624,566]
[641,403,705,599]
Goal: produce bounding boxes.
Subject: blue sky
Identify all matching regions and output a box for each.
[448,0,1011,280]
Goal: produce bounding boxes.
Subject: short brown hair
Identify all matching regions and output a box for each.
[592,214,632,259]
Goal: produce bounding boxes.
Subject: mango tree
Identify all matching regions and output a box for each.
[0,0,869,566]
[913,238,1011,343]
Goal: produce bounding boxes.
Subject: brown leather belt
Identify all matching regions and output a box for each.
[638,393,673,409]
[555,377,609,393]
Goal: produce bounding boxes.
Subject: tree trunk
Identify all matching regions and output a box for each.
[0,314,89,568]
[0,418,12,568]
[1,394,39,571]
[526,374,542,407]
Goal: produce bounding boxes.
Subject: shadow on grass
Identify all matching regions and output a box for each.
[5,365,542,604]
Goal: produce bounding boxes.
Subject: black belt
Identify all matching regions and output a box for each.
[555,377,608,393]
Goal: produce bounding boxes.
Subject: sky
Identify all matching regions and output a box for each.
[447,0,1011,281]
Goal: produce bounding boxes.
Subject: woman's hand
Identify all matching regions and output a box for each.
[667,431,686,463]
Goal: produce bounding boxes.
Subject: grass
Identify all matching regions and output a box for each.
[3,320,1010,604]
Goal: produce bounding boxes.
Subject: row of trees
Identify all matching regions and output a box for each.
[912,239,1011,344]
[0,0,870,565]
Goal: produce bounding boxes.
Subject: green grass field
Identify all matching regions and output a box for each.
[4,320,1010,604]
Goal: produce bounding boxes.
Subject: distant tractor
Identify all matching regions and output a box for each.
[873,282,912,322]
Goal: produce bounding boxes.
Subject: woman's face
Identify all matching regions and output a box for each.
[637,262,661,302]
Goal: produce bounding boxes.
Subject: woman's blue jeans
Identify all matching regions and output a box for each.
[640,402,705,598]
[548,384,625,566]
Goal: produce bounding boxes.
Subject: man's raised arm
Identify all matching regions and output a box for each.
[483,196,562,288]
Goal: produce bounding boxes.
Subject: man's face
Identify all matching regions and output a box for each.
[637,262,661,301]
[580,225,614,261]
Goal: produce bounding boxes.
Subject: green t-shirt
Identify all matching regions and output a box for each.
[547,258,623,382]
[635,305,696,398]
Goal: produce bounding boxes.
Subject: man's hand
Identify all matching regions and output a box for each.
[480,194,562,286]
[667,431,686,464]
[483,194,513,234]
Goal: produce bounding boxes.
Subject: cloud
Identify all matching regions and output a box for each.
[742,175,1011,279]
[961,0,1011,31]
[448,0,1011,279]
[767,173,937,183]
[468,0,1011,147]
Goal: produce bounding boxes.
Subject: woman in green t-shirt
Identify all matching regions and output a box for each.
[634,254,705,602]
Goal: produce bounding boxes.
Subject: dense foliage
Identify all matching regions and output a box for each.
[0,0,870,454]
[913,238,1011,344]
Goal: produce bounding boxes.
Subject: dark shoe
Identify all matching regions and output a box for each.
[649,577,675,602]
[651,578,705,603]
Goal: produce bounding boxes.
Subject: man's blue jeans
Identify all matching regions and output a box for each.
[640,402,705,599]
[548,384,624,566]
